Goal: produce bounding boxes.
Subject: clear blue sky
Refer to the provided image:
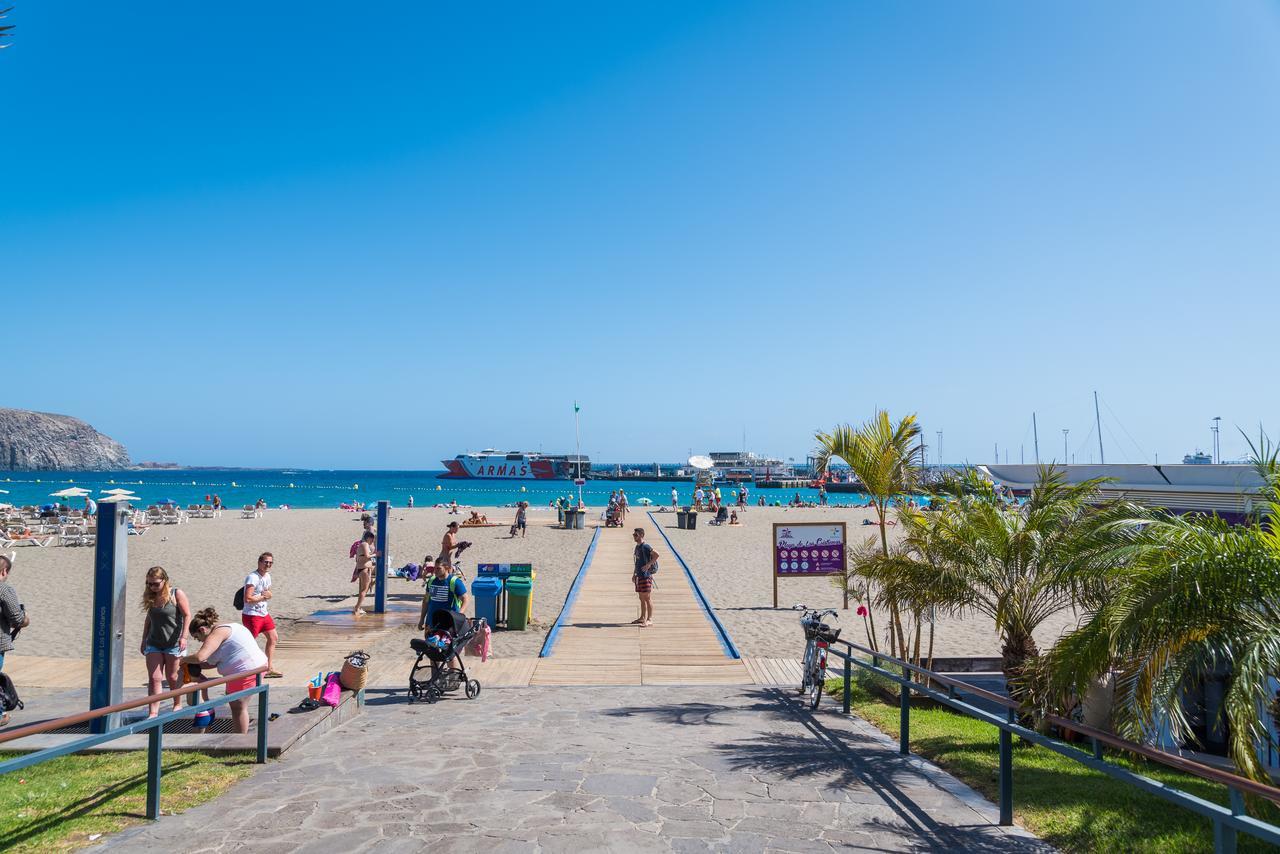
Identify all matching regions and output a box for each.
[4,2,1278,468]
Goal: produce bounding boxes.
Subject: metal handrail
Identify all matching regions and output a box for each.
[0,665,271,821]
[822,637,1280,852]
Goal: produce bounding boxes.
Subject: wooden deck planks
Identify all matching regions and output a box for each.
[532,525,744,686]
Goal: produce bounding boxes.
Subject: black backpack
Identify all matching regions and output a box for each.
[233,585,246,610]
[0,671,23,713]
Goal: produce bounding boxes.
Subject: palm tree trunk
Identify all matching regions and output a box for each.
[925,619,936,687]
[1001,631,1041,711]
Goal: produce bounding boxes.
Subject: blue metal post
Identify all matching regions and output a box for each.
[146,724,162,819]
[256,677,269,763]
[999,710,1014,825]
[374,500,388,614]
[899,664,910,755]
[90,499,129,733]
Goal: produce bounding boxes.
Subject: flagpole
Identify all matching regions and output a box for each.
[574,402,583,508]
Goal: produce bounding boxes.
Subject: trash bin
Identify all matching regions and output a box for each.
[572,509,585,530]
[676,511,688,529]
[509,564,534,613]
[472,576,503,628]
[478,563,512,625]
[506,576,533,630]
[686,511,697,530]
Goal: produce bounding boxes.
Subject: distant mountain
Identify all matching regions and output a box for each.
[0,408,131,470]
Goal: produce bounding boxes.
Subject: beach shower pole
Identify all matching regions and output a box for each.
[90,498,129,733]
[374,500,388,614]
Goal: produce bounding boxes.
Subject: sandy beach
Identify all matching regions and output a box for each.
[647,504,1085,662]
[5,503,1085,676]
[2,506,592,664]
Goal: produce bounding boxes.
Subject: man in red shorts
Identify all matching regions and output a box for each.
[242,552,282,678]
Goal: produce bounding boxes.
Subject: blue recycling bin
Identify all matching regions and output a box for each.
[478,564,513,625]
[472,576,503,629]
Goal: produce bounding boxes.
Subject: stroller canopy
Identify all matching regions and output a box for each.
[430,608,469,636]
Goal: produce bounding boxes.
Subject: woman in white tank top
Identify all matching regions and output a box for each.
[184,607,268,733]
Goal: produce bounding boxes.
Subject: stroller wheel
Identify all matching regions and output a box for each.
[466,679,481,699]
[424,685,442,704]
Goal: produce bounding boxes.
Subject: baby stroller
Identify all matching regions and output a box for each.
[605,502,623,528]
[408,609,483,703]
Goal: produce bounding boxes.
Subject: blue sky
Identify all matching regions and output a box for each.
[3,2,1278,468]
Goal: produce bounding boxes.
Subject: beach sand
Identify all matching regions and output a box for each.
[646,505,1084,662]
[3,506,591,665]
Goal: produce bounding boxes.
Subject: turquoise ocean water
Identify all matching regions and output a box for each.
[0,470,878,510]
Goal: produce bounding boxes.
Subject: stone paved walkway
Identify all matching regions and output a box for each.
[98,686,1051,853]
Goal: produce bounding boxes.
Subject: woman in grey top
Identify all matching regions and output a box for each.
[139,566,191,718]
[0,555,31,727]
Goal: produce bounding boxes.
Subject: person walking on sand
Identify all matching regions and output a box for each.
[242,552,282,678]
[514,501,528,538]
[139,566,191,719]
[670,487,678,509]
[352,531,376,616]
[618,489,628,520]
[0,555,30,727]
[631,527,658,627]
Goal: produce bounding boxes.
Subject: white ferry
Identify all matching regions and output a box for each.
[438,450,589,480]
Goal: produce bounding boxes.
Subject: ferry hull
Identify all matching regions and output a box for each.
[439,458,565,480]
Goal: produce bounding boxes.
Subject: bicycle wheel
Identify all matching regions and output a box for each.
[809,672,823,710]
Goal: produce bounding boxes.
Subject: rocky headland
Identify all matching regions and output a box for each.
[0,407,130,470]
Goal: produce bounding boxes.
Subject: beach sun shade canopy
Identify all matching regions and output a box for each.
[50,487,92,498]
[101,488,138,495]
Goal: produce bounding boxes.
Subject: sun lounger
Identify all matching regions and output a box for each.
[199,504,215,518]
[145,506,164,525]
[58,524,85,546]
[187,504,202,518]
[241,505,257,519]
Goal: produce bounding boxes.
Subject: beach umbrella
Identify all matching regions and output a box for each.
[51,487,91,499]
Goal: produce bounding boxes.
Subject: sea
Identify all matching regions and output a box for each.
[0,470,876,510]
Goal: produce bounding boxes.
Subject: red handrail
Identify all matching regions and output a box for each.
[0,665,269,745]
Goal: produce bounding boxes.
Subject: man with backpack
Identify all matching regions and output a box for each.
[0,555,31,725]
[631,527,659,627]
[420,559,468,631]
[241,552,282,678]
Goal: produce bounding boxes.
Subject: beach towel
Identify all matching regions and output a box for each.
[321,671,342,707]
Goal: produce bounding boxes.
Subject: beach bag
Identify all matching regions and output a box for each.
[339,650,370,691]
[0,672,22,712]
[321,672,342,707]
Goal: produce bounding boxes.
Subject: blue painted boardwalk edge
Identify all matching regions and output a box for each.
[646,511,741,659]
[538,525,601,658]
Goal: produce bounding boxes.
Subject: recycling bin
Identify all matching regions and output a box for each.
[508,564,535,614]
[471,576,503,628]
[477,564,512,625]
[506,576,533,631]
[571,509,585,529]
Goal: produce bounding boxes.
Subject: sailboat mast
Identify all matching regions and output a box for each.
[1032,412,1041,464]
[1094,391,1105,464]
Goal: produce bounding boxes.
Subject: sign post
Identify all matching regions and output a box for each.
[91,498,130,733]
[771,522,847,609]
[374,500,389,614]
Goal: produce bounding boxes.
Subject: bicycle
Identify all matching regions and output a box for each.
[793,604,840,710]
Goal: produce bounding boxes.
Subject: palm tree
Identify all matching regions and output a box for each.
[0,7,13,49]
[864,467,1130,707]
[814,412,923,656]
[1039,438,1280,782]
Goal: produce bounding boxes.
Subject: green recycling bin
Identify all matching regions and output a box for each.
[508,564,535,612]
[506,576,533,631]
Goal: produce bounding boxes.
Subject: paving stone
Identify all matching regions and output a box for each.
[90,686,1053,853]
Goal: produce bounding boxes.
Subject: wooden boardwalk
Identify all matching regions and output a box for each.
[529,525,749,686]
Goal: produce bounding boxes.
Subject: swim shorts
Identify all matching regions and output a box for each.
[241,614,276,636]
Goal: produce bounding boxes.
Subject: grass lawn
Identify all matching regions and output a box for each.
[827,672,1280,853]
[0,750,256,852]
